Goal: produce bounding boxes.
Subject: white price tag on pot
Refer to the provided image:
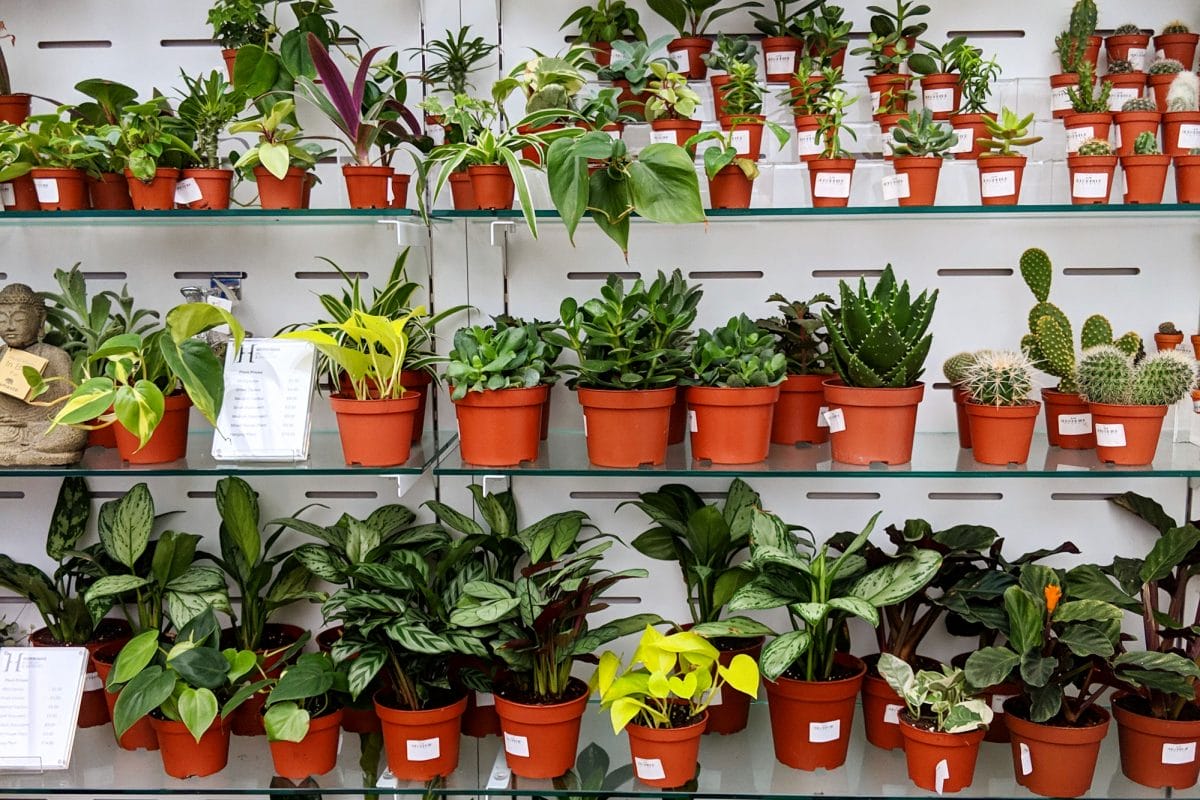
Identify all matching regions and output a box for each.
[83,671,103,692]
[635,757,667,780]
[386,177,395,204]
[935,758,950,795]
[504,732,530,757]
[883,704,902,725]
[649,129,677,145]
[33,178,59,203]
[1019,742,1033,775]
[1095,422,1127,447]
[881,173,911,200]
[991,694,1014,713]
[670,48,691,73]
[1051,86,1072,112]
[809,719,841,743]
[981,171,1016,198]
[923,87,955,113]
[688,409,698,433]
[951,127,974,154]
[174,177,203,205]
[796,129,821,157]
[1058,413,1093,435]
[1178,123,1200,149]
[1163,742,1197,764]
[582,413,588,436]
[476,691,495,707]
[817,405,830,427]
[1128,47,1148,70]
[1108,88,1140,112]
[813,172,851,198]
[766,50,796,75]
[407,737,441,762]
[0,183,14,206]
[730,128,752,156]
[1065,126,1095,153]
[870,91,882,113]
[1072,172,1109,199]
[822,408,846,433]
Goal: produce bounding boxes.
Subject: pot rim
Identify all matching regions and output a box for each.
[625,711,709,741]
[1088,401,1169,418]
[452,384,549,408]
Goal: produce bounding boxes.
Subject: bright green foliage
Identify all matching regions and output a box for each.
[207,0,273,50]
[1066,62,1112,113]
[597,35,675,95]
[756,293,838,375]
[446,322,554,400]
[690,314,787,388]
[1164,21,1191,34]
[646,0,764,38]
[719,60,767,117]
[1121,96,1159,112]
[964,349,1036,406]
[1149,57,1185,75]
[878,654,993,733]
[1077,347,1195,406]
[1113,23,1143,36]
[1054,0,1098,73]
[821,265,938,389]
[1133,131,1162,155]
[644,63,702,121]
[1020,247,1053,301]
[262,651,348,743]
[1077,137,1114,155]
[1077,346,1135,404]
[561,0,646,43]
[700,33,758,72]
[978,108,1041,157]
[942,351,978,384]
[890,108,957,157]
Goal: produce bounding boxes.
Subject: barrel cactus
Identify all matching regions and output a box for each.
[1133,131,1162,154]
[1078,346,1136,404]
[1160,321,1181,334]
[964,350,1036,406]
[1078,138,1114,155]
[1149,58,1185,75]
[822,265,938,389]
[1163,21,1191,35]
[943,352,979,385]
[1107,58,1136,74]
[1131,351,1197,405]
[1121,96,1159,113]
[1112,23,1143,36]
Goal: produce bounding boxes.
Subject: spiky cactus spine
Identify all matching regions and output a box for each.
[1163,21,1191,35]
[1107,58,1136,74]
[1167,72,1200,112]
[964,350,1036,406]
[1113,23,1143,36]
[1121,96,1159,112]
[1150,58,1186,75]
[1159,321,1180,334]
[1068,61,1112,112]
[1078,138,1114,155]
[1070,0,1098,38]
[1130,351,1197,405]
[943,352,978,385]
[1133,131,1162,154]
[1078,346,1136,404]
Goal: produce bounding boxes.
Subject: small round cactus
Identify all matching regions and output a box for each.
[1163,21,1191,35]
[1121,96,1159,113]
[1130,350,1197,405]
[1077,137,1115,156]
[1078,346,1136,404]
[1149,58,1186,75]
[964,350,1036,406]
[1107,58,1136,75]
[1113,23,1144,36]
[1133,131,1162,154]
[1159,321,1181,334]
[943,352,979,385]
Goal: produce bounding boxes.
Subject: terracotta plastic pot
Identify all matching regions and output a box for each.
[151,716,231,778]
[668,389,688,445]
[974,678,1021,743]
[1150,73,1176,112]
[590,41,612,67]
[862,670,906,750]
[705,637,763,735]
[719,114,765,161]
[494,678,590,779]
[687,385,780,464]
[254,166,306,209]
[180,167,233,210]
[1067,155,1116,205]
[0,93,32,125]
[1042,388,1095,449]
[1114,111,1160,157]
[269,708,343,780]
[965,401,1040,465]
[1114,695,1200,789]
[329,393,421,467]
[707,164,754,209]
[877,112,907,160]
[1154,33,1200,70]
[341,165,393,208]
[900,715,986,793]
[710,75,732,119]
[463,693,502,738]
[2,175,39,210]
[449,171,478,210]
[786,74,823,111]
[87,172,133,210]
[612,80,651,121]
[576,386,675,467]
[30,618,131,729]
[951,386,972,448]
[92,640,159,750]
[1193,334,1200,359]
[919,73,961,120]
[892,157,942,206]
[1063,111,1113,154]
[823,379,924,465]
[88,407,118,448]
[1105,33,1150,64]
[626,714,707,788]
[1121,154,1170,203]
[469,164,515,210]
[1088,402,1167,465]
[1163,111,1200,157]
[516,122,562,165]
[113,392,191,464]
[977,155,1026,206]
[376,693,467,781]
[649,118,701,148]
[772,374,830,445]
[793,113,826,162]
[809,157,855,207]
[29,167,89,211]
[764,653,866,770]
[228,622,306,736]
[1175,154,1200,203]
[221,48,238,81]
[453,385,547,466]
[125,168,180,210]
[403,368,433,443]
[391,172,411,209]
[949,112,994,160]
[667,37,712,80]
[761,36,802,81]
[1050,73,1080,119]
[866,74,913,119]
[539,388,553,441]
[1083,35,1103,69]
[1104,72,1148,111]
[1003,698,1110,798]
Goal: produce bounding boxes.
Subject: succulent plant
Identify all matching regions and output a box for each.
[1121,96,1159,112]
[1112,23,1144,36]
[1149,57,1185,75]
[1163,21,1191,35]
[690,314,788,388]
[1078,346,1136,404]
[1019,247,1141,394]
[1055,0,1098,73]
[756,293,838,375]
[1159,321,1180,334]
[1107,58,1136,75]
[978,107,1042,157]
[1077,137,1114,155]
[821,265,938,389]
[1167,72,1200,112]
[890,108,958,158]
[1067,61,1112,113]
[1079,346,1196,406]
[943,351,979,385]
[1131,131,1161,154]
[964,350,1037,406]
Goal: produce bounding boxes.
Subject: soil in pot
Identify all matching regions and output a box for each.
[151,714,231,778]
[228,623,306,736]
[180,168,233,210]
[764,653,866,770]
[0,93,32,125]
[2,175,39,210]
[1176,154,1200,203]
[1121,154,1170,203]
[978,156,1026,205]
[1114,112,1160,157]
[494,677,590,780]
[254,166,306,209]
[1042,388,1095,449]
[626,711,708,788]
[899,713,986,793]
[892,157,942,206]
[1089,402,1168,465]
[772,374,830,446]
[30,617,132,729]
[1002,697,1110,798]
[965,401,1040,465]
[704,635,764,735]
[329,392,421,467]
[1113,694,1200,789]
[391,172,411,209]
[87,172,133,210]
[449,171,479,210]
[577,386,675,468]
[125,168,180,210]
[649,118,701,148]
[469,165,515,210]
[30,167,89,211]
[1067,155,1116,205]
[113,392,192,464]
[375,692,468,781]
[453,384,547,466]
[343,164,394,208]
[809,158,855,207]
[919,73,961,120]
[823,379,924,465]
[92,640,159,750]
[667,37,711,81]
[707,164,754,209]
[269,708,344,780]
[951,386,972,448]
[687,385,780,464]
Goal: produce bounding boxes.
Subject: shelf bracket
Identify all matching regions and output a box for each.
[481,474,511,496]
[490,220,516,247]
[380,473,423,498]
[376,219,430,248]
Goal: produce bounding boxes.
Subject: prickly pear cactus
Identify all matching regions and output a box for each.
[1133,131,1161,154]
[1077,138,1114,156]
[1163,21,1191,34]
[1019,248,1053,302]
[1121,96,1159,113]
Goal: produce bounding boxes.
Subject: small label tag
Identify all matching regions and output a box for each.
[83,671,104,692]
[688,409,698,433]
[671,47,691,73]
[635,756,667,780]
[796,129,821,157]
[981,170,1016,198]
[649,129,677,145]
[503,732,529,757]
[1051,86,1072,112]
[1108,87,1140,112]
[766,50,796,74]
[881,172,911,201]
[476,691,495,707]
[923,87,955,113]
[1095,422,1127,447]
[607,128,621,141]
[1164,742,1197,765]
[935,758,950,795]
[174,177,203,205]
[883,704,902,724]
[0,183,14,206]
[951,127,974,154]
[817,405,830,427]
[1020,742,1033,775]
[1058,413,1093,435]
[1072,171,1109,199]
[1128,47,1148,71]
[33,178,59,204]
[1178,123,1200,149]
[729,128,752,156]
[809,719,841,743]
[870,91,882,113]
[407,737,440,762]
[822,408,846,433]
[813,172,851,198]
[582,413,588,436]
[991,693,1014,713]
[1066,125,1095,153]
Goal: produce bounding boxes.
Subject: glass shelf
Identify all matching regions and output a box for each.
[0,208,419,226]
[0,431,455,478]
[0,704,1163,798]
[435,431,1200,479]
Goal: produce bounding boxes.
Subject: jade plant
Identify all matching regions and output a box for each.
[799,3,852,65]
[889,108,956,157]
[701,33,758,73]
[561,0,647,46]
[445,321,554,400]
[1077,347,1196,407]
[690,314,787,388]
[750,0,823,39]
[906,35,972,78]
[756,292,837,375]
[814,87,857,158]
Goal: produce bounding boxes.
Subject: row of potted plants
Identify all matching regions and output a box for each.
[8,474,1200,798]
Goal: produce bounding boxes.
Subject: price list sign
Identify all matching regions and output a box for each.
[0,647,89,771]
[212,339,317,462]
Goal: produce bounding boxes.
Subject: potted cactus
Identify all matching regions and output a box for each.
[1050,0,1100,119]
[1154,21,1199,71]
[976,108,1042,205]
[1067,137,1116,204]
[756,292,838,446]
[821,265,937,465]
[961,350,1041,466]
[1121,131,1170,203]
[888,108,956,206]
[1149,58,1186,111]
[1106,23,1151,67]
[943,351,979,449]
[1103,58,1148,112]
[1063,62,1113,154]
[1114,95,1161,157]
[1155,321,1185,351]
[1077,347,1197,465]
[1163,71,1200,156]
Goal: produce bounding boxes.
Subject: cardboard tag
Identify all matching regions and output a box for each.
[671,48,691,73]
[1178,123,1200,149]
[796,129,821,157]
[407,737,440,762]
[817,405,830,427]
[981,170,1016,198]
[1066,126,1095,153]
[935,759,950,794]
[1163,742,1197,765]
[635,756,666,780]
[0,348,49,401]
[823,408,846,433]
[649,129,678,146]
[503,732,529,757]
[991,693,1014,713]
[883,704,902,724]
[813,172,851,198]
[688,409,698,433]
[951,127,974,154]
[766,50,796,75]
[1072,172,1109,199]
[174,177,203,205]
[0,183,15,206]
[476,692,495,707]
[1108,88,1140,112]
[1051,86,1072,112]
[923,87,955,113]
[1058,413,1093,435]
[33,178,59,204]
[730,128,752,156]
[1128,47,1148,70]
[1095,423,1127,447]
[1020,742,1033,775]
[881,173,911,201]
[809,719,840,743]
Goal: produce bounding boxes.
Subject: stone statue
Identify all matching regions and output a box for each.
[0,284,87,465]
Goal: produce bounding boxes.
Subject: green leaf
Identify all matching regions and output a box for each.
[84,573,151,603]
[107,630,160,688]
[98,483,153,568]
[233,45,280,96]
[259,141,291,180]
[1140,526,1200,584]
[964,647,1020,690]
[628,144,706,224]
[1052,599,1124,624]
[546,136,591,243]
[170,647,233,690]
[759,630,810,680]
[424,501,484,535]
[159,337,228,426]
[216,477,261,568]
[847,549,941,607]
[46,478,90,562]
[177,687,219,743]
[112,381,165,450]
[112,666,176,737]
[1058,624,1116,657]
[265,702,310,743]
[1002,585,1043,654]
[1019,652,1056,687]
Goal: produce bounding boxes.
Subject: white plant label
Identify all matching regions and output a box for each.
[33,178,59,204]
[870,91,882,113]
[671,48,690,73]
[0,183,14,206]
[1163,742,1197,765]
[923,87,955,113]
[730,129,752,156]
[883,704,902,724]
[386,178,395,204]
[475,691,495,707]
[809,719,841,743]
[1095,423,1127,447]
[766,50,796,74]
[83,671,103,692]
[503,732,530,757]
[1178,123,1200,149]
[582,413,588,436]
[1128,47,1148,70]
[817,405,830,427]
[1065,126,1095,153]
[1058,413,1093,435]
[1051,86,1072,112]
[951,127,974,154]
[881,173,911,201]
[796,129,821,157]
[607,128,622,141]
[1072,172,1109,199]
[688,409,698,433]
[174,177,203,205]
[407,737,441,762]
[935,758,950,795]
[822,408,846,433]
[981,171,1017,198]
[1108,88,1140,112]
[813,172,851,198]
[991,693,1014,713]
[649,129,677,145]
[635,757,667,780]
[1019,742,1033,775]
[0,646,91,770]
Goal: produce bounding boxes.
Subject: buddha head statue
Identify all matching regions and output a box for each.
[0,284,46,349]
